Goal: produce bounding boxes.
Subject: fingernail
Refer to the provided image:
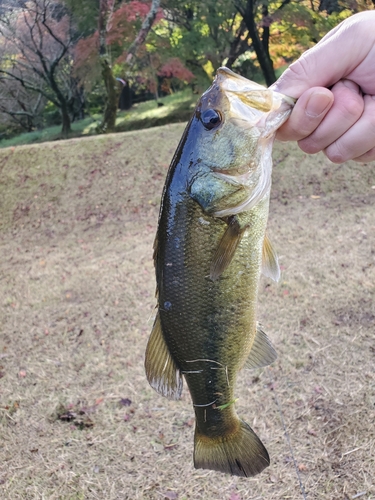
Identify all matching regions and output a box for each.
[306,93,332,118]
[342,79,360,94]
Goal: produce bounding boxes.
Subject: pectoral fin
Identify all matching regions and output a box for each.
[145,312,183,400]
[262,234,280,282]
[210,216,245,281]
[244,323,277,369]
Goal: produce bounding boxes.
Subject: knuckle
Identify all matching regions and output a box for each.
[287,58,311,82]
[341,95,363,120]
[298,137,321,154]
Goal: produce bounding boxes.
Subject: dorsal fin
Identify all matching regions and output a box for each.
[210,216,245,281]
[244,323,277,369]
[145,313,183,400]
[262,234,280,282]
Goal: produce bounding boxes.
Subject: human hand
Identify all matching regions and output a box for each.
[272,11,375,163]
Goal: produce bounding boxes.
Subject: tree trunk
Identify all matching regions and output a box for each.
[61,104,71,137]
[239,0,276,86]
[100,58,118,132]
[319,0,343,14]
[119,83,132,111]
[126,0,161,64]
[226,20,249,69]
[98,0,117,133]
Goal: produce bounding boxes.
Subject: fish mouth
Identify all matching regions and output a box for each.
[215,67,295,135]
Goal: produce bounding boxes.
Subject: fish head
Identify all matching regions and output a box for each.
[189,67,295,216]
[195,66,295,167]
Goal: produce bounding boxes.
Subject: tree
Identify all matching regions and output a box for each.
[0,0,79,136]
[234,0,371,85]
[0,75,45,132]
[163,0,369,87]
[126,0,161,64]
[162,0,251,84]
[73,0,162,133]
[233,0,277,85]
[98,0,118,132]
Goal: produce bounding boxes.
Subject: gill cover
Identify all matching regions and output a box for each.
[211,67,295,217]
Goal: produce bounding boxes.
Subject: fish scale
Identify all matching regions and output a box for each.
[145,67,295,477]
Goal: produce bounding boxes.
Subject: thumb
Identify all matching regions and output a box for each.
[271,41,343,98]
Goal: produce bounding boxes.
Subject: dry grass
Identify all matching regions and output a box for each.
[0,124,374,500]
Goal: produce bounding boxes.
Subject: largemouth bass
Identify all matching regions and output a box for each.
[145,67,294,477]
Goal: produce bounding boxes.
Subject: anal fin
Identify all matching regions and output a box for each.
[145,312,183,400]
[244,323,277,369]
[262,234,280,282]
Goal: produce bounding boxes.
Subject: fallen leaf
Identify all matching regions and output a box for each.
[119,398,132,406]
[162,492,178,500]
[164,443,178,450]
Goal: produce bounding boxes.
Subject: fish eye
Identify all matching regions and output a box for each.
[201,109,222,130]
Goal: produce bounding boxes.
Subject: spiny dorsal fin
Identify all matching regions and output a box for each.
[262,234,280,282]
[244,323,277,369]
[210,216,245,281]
[145,313,183,400]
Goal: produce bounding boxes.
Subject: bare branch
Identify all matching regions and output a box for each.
[0,68,58,105]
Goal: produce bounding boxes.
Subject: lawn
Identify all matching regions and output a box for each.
[0,124,374,499]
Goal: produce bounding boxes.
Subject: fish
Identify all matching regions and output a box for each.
[145,67,295,477]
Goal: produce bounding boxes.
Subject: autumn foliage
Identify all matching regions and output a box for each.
[0,0,371,137]
[74,0,192,95]
[158,58,195,83]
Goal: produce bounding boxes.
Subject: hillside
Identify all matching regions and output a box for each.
[0,125,374,499]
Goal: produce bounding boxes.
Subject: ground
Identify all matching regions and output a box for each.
[0,124,374,500]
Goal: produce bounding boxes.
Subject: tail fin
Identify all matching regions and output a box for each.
[194,419,270,477]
